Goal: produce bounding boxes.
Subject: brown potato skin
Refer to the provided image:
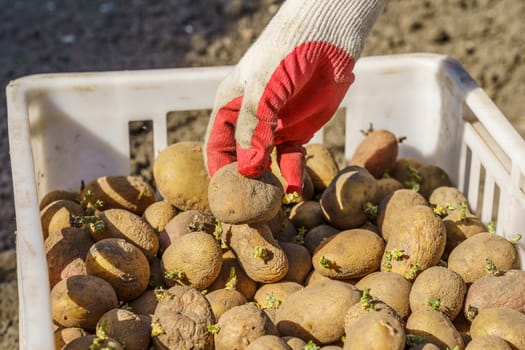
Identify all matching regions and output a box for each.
[288,201,324,230]
[51,275,119,330]
[153,285,215,350]
[54,327,89,350]
[40,190,79,210]
[90,208,159,262]
[209,161,283,224]
[470,307,525,350]
[391,157,424,186]
[343,311,405,350]
[275,280,361,345]
[40,199,84,239]
[254,281,304,309]
[312,229,385,280]
[409,266,467,321]
[418,165,453,199]
[85,238,150,301]
[279,242,312,284]
[465,335,512,350]
[447,232,520,284]
[153,141,210,213]
[245,335,292,350]
[214,303,278,350]
[429,186,469,211]
[406,309,465,350]
[45,227,94,288]
[464,270,525,317]
[205,288,247,320]
[355,271,412,320]
[349,129,399,179]
[96,308,151,350]
[159,209,216,253]
[303,224,340,255]
[161,231,222,290]
[207,252,258,301]
[62,335,124,350]
[320,166,379,230]
[344,298,401,331]
[223,223,288,284]
[127,289,158,317]
[443,211,487,255]
[375,177,404,203]
[381,205,446,280]
[377,189,428,241]
[81,175,156,216]
[143,200,177,233]
[305,143,340,192]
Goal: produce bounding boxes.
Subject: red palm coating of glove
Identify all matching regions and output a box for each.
[206,41,355,193]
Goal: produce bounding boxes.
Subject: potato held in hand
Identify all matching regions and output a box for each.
[209,162,283,224]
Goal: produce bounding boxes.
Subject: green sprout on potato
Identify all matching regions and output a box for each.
[207,324,221,335]
[80,189,104,215]
[510,234,522,245]
[80,215,106,234]
[89,336,114,350]
[253,246,270,262]
[360,288,375,311]
[458,201,468,221]
[428,298,441,311]
[382,248,406,271]
[363,201,378,219]
[432,202,456,218]
[484,257,503,276]
[164,270,187,284]
[293,226,308,244]
[404,263,421,281]
[487,221,496,233]
[304,340,321,350]
[282,191,300,205]
[466,305,478,322]
[341,335,346,344]
[403,164,422,192]
[97,319,108,338]
[265,293,282,309]
[212,220,228,249]
[154,287,174,301]
[319,255,333,269]
[119,303,132,312]
[406,334,425,346]
[224,267,238,290]
[150,319,165,337]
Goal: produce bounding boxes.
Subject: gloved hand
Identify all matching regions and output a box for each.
[204,0,384,193]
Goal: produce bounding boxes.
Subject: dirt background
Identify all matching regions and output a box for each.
[1,0,524,348]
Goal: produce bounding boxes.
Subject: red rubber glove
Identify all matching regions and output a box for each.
[205,0,384,193]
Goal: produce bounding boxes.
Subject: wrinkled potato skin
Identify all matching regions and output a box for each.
[381,205,446,280]
[86,238,150,301]
[51,275,119,330]
[355,271,412,320]
[448,232,520,284]
[45,227,94,288]
[406,310,464,350]
[223,223,288,283]
[214,304,278,350]
[377,189,428,241]
[40,199,84,239]
[161,231,222,290]
[409,266,467,321]
[465,335,512,350]
[153,285,215,350]
[320,166,379,230]
[154,141,210,212]
[91,208,159,262]
[313,229,385,280]
[209,162,283,224]
[464,270,525,317]
[96,308,151,350]
[276,280,361,345]
[344,311,405,350]
[205,288,247,320]
[305,143,340,192]
[349,129,399,179]
[81,175,156,216]
[470,307,525,350]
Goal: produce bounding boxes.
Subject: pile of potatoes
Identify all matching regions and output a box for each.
[42,132,525,350]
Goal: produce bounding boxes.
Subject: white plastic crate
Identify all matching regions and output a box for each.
[6,53,525,349]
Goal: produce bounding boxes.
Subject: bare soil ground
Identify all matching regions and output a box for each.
[1,0,524,348]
